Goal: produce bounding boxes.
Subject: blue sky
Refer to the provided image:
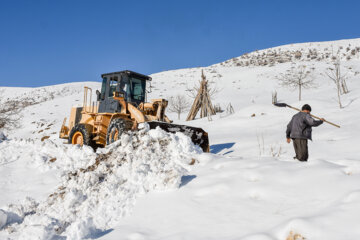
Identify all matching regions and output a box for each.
[0,0,360,87]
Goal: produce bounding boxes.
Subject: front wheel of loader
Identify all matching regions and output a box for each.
[106,118,126,145]
[68,124,92,146]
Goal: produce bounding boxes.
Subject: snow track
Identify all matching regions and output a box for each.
[0,127,201,239]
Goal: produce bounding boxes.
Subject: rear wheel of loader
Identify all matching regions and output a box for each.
[106,118,126,145]
[69,124,91,146]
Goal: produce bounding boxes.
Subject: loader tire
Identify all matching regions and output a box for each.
[106,118,126,145]
[69,124,92,146]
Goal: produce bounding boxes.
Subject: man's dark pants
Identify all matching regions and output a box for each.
[292,139,308,161]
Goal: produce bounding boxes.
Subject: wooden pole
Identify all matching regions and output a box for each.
[286,105,340,128]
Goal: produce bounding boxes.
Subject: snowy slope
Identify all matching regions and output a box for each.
[0,82,100,140]
[1,38,360,239]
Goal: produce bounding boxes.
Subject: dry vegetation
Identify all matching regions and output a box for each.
[168,94,191,120]
[0,91,22,130]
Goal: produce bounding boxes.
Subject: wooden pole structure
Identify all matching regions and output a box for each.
[186,70,216,121]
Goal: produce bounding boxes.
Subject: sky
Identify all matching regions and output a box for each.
[0,0,360,87]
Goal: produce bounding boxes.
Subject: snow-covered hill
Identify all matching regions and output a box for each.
[216,38,360,68]
[1,38,360,239]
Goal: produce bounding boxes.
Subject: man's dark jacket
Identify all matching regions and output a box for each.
[286,112,323,140]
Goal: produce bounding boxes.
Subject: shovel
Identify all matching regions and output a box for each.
[274,102,340,128]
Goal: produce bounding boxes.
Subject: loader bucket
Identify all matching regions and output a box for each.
[147,121,209,152]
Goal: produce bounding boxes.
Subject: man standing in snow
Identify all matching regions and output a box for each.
[286,104,324,162]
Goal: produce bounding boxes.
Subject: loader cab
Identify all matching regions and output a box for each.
[97,70,151,113]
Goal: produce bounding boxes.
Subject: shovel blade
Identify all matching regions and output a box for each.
[274,103,288,107]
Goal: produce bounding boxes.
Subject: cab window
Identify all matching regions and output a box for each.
[109,79,117,97]
[130,78,145,102]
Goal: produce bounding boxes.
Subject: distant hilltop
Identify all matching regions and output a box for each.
[214,38,360,68]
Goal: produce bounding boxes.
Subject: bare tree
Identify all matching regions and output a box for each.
[168,94,191,120]
[325,60,349,108]
[0,91,22,130]
[272,91,277,104]
[330,51,350,95]
[277,64,316,101]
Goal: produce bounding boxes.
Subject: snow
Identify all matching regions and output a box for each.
[1,38,360,239]
[0,127,201,239]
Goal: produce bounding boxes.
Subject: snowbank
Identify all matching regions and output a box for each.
[0,138,96,171]
[0,127,201,239]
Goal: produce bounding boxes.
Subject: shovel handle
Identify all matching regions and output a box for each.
[286,105,340,128]
[310,115,341,128]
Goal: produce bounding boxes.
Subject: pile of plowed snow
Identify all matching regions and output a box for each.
[0,138,96,172]
[0,126,201,239]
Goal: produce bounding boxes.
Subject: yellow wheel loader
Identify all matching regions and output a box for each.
[59,70,209,152]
